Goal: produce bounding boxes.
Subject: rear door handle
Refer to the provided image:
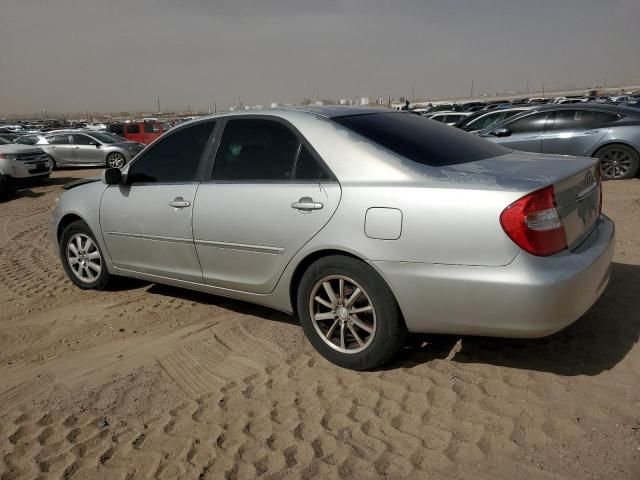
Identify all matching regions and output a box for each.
[169,197,191,208]
[291,197,323,212]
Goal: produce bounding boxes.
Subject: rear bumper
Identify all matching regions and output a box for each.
[373,215,615,337]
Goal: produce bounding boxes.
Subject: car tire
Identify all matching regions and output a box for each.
[47,155,57,171]
[0,174,16,200]
[296,255,407,370]
[595,144,640,180]
[106,152,126,169]
[59,220,112,290]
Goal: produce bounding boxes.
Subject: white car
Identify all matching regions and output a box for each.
[0,137,52,199]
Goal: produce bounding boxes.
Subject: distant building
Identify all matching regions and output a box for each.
[315,101,323,106]
[339,98,349,105]
[360,97,370,106]
[270,102,283,108]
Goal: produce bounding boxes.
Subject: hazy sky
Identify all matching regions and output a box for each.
[1,0,639,115]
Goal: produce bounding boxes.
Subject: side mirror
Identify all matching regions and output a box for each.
[103,167,123,185]
[493,127,512,137]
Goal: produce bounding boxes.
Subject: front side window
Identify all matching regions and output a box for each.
[127,122,215,184]
[143,123,155,133]
[15,135,37,145]
[212,119,300,181]
[72,134,96,145]
[504,112,550,134]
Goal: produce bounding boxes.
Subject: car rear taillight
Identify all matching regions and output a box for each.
[594,162,603,214]
[500,185,567,256]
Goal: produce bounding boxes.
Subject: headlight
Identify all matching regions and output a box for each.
[0,153,17,161]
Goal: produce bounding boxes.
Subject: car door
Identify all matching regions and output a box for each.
[125,123,143,143]
[100,120,217,282]
[44,134,75,165]
[489,111,551,152]
[193,117,341,294]
[72,133,104,165]
[541,109,614,156]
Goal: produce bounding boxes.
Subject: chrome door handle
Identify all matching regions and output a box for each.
[169,197,191,208]
[291,197,323,212]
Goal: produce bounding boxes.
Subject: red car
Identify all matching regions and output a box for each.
[108,121,167,144]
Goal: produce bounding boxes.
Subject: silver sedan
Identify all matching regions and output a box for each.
[36,131,145,169]
[49,107,615,370]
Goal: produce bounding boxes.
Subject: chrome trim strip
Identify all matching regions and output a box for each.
[104,231,193,245]
[194,239,284,255]
[577,182,597,201]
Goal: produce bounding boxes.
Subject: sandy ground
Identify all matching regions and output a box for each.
[0,169,638,480]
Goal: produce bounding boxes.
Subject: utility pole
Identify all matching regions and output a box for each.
[412,83,415,102]
[526,78,530,93]
[542,82,545,96]
[157,98,161,114]
[470,79,474,98]
[603,77,607,91]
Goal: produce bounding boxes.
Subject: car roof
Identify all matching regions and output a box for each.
[274,105,387,118]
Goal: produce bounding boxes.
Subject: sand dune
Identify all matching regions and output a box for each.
[0,172,638,479]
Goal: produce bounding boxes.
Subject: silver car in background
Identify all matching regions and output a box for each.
[480,104,640,180]
[36,131,145,168]
[50,108,614,370]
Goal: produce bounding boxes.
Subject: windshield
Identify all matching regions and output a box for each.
[0,137,9,145]
[333,112,510,167]
[87,132,118,143]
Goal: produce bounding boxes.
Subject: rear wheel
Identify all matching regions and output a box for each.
[297,255,407,370]
[596,144,639,180]
[59,220,112,290]
[106,152,126,169]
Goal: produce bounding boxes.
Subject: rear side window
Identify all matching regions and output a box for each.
[551,110,619,130]
[49,135,70,145]
[294,145,333,181]
[126,124,140,134]
[143,123,155,133]
[72,134,95,145]
[127,122,215,183]
[334,112,509,166]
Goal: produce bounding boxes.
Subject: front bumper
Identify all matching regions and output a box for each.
[373,215,615,338]
[8,160,52,179]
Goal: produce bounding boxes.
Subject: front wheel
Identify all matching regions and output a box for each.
[596,144,640,180]
[59,220,112,290]
[106,152,126,169]
[297,255,407,370]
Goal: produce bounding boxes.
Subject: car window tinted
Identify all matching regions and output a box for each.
[109,124,125,135]
[72,134,95,145]
[334,112,509,166]
[212,119,299,181]
[552,110,619,130]
[143,123,155,133]
[127,122,215,184]
[15,136,37,145]
[505,112,550,134]
[126,124,140,134]
[294,145,332,181]
[49,134,70,145]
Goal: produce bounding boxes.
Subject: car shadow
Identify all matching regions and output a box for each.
[112,262,638,377]
[389,261,640,376]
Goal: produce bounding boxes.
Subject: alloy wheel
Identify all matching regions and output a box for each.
[66,233,102,283]
[107,153,126,168]
[309,275,376,354]
[600,149,633,179]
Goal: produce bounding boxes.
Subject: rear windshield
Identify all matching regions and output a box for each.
[333,112,509,166]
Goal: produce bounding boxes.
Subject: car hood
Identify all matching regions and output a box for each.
[0,144,44,154]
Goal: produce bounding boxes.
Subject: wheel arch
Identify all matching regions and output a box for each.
[288,248,407,330]
[57,213,87,241]
[590,140,640,158]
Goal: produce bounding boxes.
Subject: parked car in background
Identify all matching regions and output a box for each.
[13,134,47,145]
[0,137,52,199]
[50,107,614,370]
[425,111,471,125]
[456,107,533,132]
[108,121,167,144]
[36,131,145,168]
[481,104,640,180]
[0,132,23,143]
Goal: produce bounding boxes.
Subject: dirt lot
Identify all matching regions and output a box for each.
[0,169,638,480]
